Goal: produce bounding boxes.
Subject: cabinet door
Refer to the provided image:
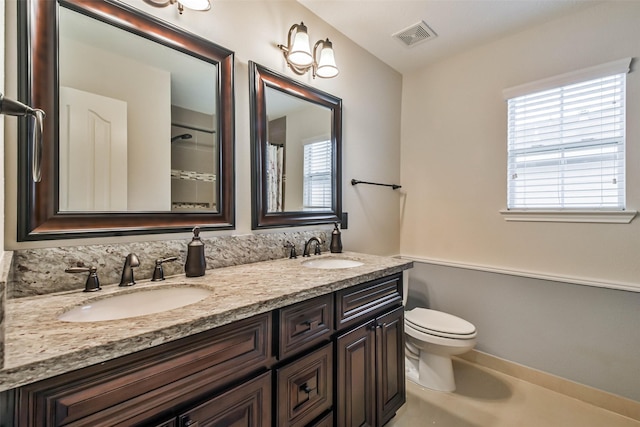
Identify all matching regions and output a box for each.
[335,320,376,427]
[178,371,271,427]
[376,306,406,426]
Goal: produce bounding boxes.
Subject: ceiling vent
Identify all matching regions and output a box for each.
[392,21,437,48]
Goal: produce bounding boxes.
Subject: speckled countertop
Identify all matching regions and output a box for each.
[0,252,412,391]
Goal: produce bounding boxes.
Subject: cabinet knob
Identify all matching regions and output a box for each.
[184,419,199,427]
[301,384,313,394]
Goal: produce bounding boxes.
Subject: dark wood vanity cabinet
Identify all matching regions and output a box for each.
[273,276,406,427]
[13,314,273,427]
[274,294,335,427]
[7,273,405,427]
[334,275,405,427]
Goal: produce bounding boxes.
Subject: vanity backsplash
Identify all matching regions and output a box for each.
[8,230,330,298]
[0,254,11,369]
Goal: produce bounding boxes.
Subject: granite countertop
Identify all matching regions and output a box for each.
[0,252,412,391]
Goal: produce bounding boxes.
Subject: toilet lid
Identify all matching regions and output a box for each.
[405,308,476,337]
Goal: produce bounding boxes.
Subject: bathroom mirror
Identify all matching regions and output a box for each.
[249,62,342,229]
[17,0,235,240]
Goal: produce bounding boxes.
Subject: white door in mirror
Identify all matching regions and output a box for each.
[59,86,128,211]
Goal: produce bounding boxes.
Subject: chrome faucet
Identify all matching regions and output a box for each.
[119,253,140,286]
[303,237,322,257]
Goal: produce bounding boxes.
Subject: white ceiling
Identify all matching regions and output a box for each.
[298,0,602,74]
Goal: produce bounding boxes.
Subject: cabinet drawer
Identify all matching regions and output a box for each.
[276,343,333,427]
[17,314,272,427]
[178,371,271,427]
[335,274,402,331]
[309,411,333,427]
[277,294,333,360]
[151,420,177,427]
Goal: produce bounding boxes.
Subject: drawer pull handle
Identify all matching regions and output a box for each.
[303,320,320,329]
[184,418,199,427]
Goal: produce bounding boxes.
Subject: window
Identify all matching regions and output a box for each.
[303,139,332,210]
[504,58,631,215]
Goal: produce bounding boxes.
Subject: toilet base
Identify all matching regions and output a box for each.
[405,352,456,392]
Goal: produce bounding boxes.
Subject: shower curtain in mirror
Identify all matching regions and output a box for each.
[267,143,284,212]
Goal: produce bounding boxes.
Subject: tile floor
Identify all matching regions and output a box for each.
[387,358,640,427]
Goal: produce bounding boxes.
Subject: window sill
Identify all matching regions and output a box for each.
[499,209,637,224]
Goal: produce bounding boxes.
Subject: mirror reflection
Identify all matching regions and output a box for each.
[265,88,332,212]
[249,61,342,229]
[59,7,218,213]
[17,0,235,240]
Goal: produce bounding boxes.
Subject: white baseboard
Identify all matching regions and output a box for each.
[457,349,640,422]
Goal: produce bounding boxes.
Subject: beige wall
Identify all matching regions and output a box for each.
[400,1,640,287]
[3,1,402,254]
[401,2,640,400]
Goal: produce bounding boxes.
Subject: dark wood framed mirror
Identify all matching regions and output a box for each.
[17,0,235,241]
[249,62,342,229]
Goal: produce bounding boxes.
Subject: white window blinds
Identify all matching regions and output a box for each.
[303,139,332,210]
[506,62,629,210]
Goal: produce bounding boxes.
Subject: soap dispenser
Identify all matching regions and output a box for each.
[330,222,343,253]
[185,226,206,277]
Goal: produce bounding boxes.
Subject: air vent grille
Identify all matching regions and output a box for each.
[393,21,437,48]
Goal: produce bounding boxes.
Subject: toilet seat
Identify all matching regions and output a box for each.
[405,308,476,340]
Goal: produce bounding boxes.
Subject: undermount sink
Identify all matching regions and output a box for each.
[58,286,211,323]
[301,257,364,269]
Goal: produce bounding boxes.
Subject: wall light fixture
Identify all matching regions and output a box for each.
[143,0,211,15]
[278,22,339,79]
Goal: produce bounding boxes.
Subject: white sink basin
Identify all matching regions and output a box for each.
[301,257,364,269]
[58,286,211,322]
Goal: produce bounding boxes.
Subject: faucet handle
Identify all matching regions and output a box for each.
[314,239,322,255]
[65,266,101,292]
[152,256,178,281]
[284,241,297,259]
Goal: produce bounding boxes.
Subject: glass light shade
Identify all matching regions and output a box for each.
[315,41,339,78]
[178,0,211,11]
[288,28,313,67]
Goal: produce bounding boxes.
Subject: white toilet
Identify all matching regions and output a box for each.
[403,275,477,392]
